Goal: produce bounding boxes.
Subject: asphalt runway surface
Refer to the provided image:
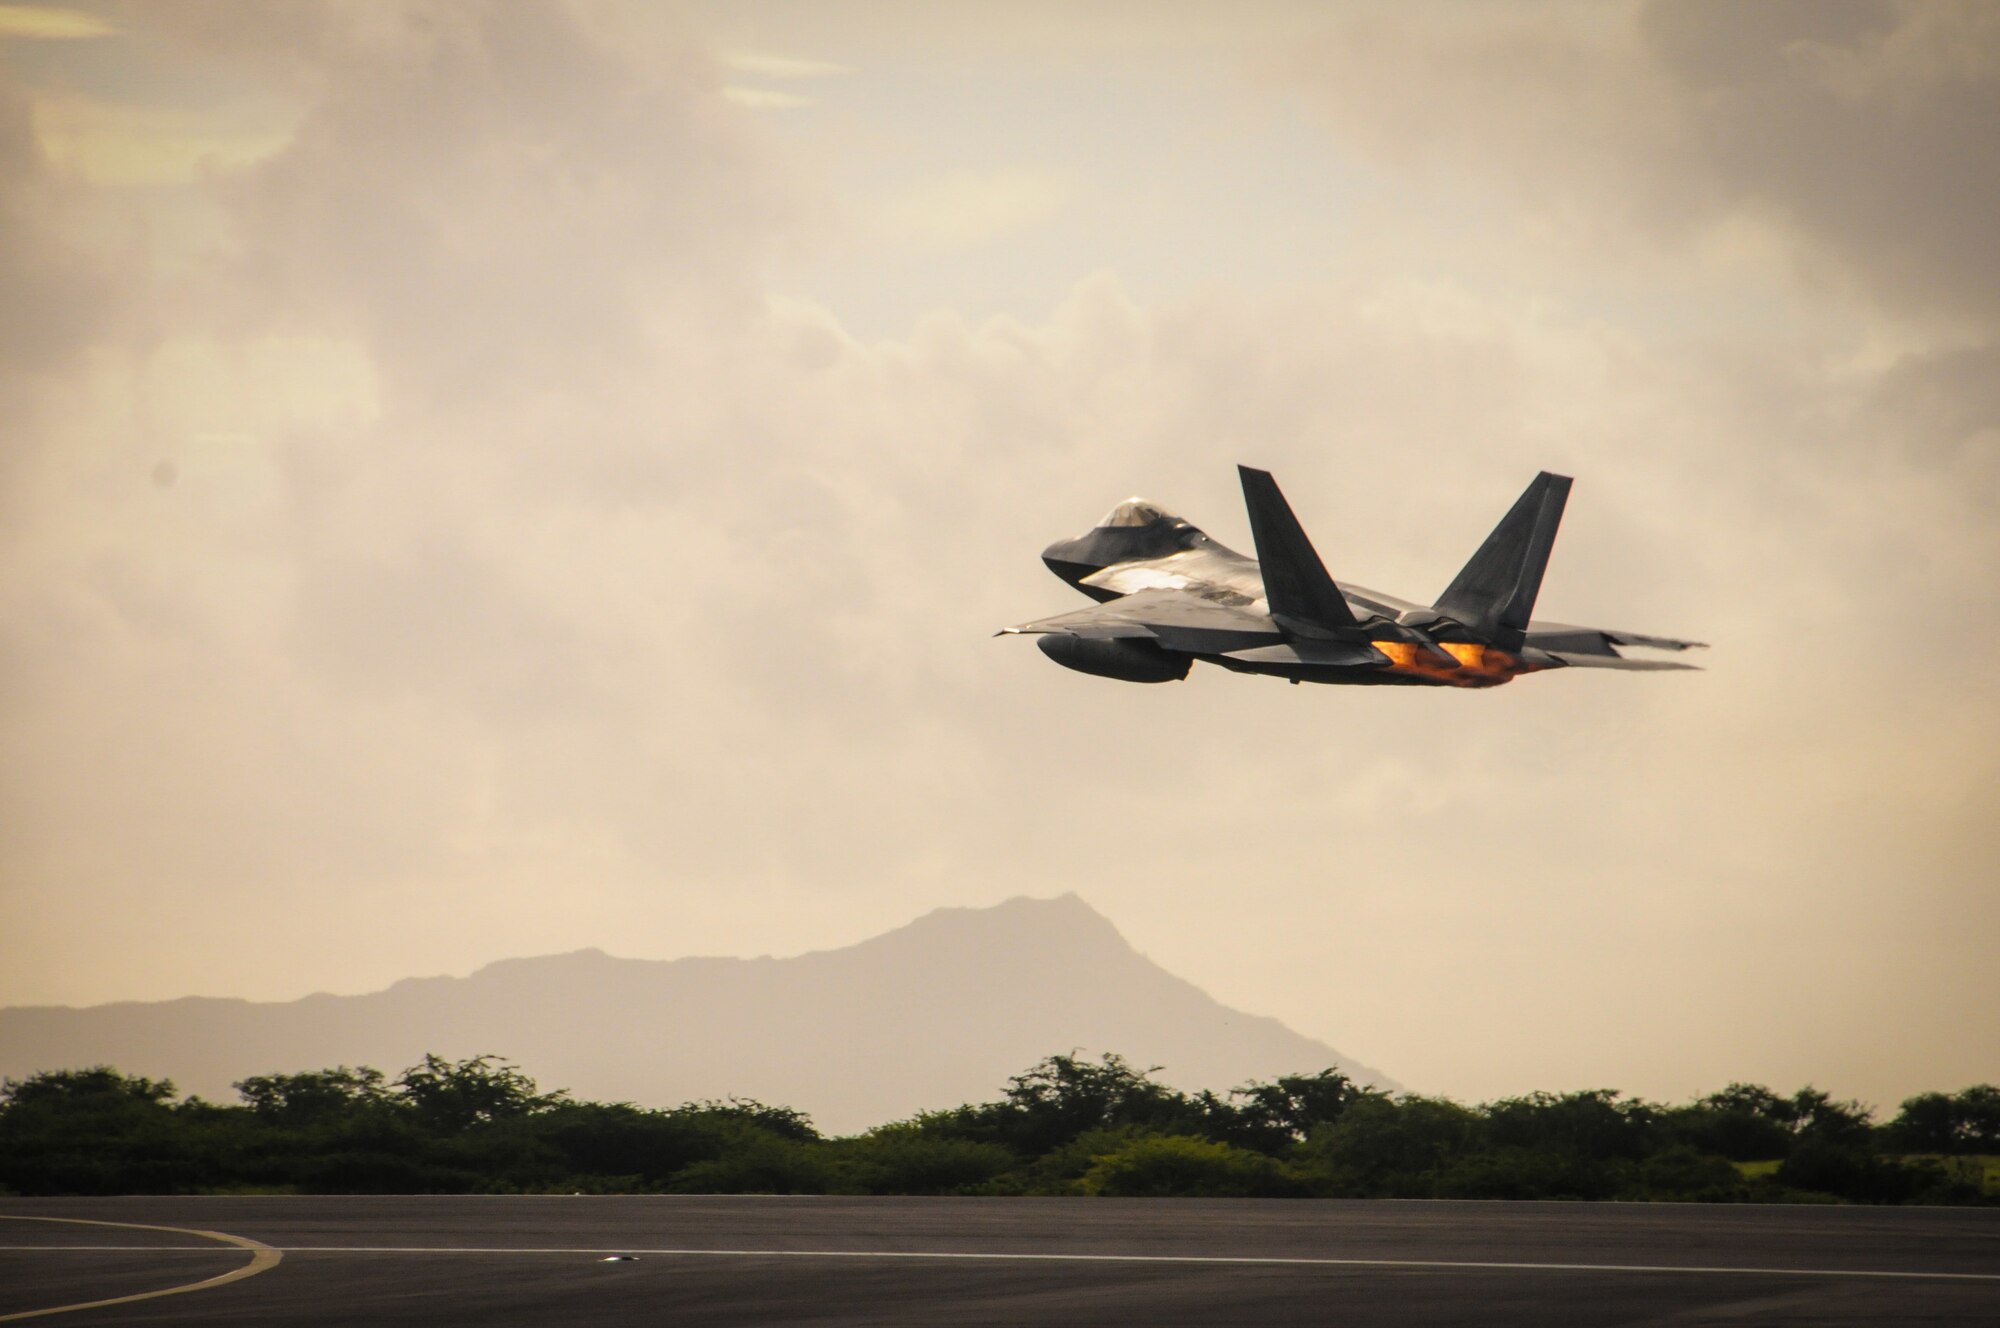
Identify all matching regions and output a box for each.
[2,1196,1995,1325]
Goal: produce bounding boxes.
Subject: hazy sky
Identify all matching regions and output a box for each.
[2,0,1994,1110]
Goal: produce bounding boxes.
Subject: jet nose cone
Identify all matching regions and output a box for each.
[1042,537,1099,588]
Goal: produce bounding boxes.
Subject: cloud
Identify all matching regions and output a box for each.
[199,1,792,402]
[721,51,850,80]
[1640,0,2000,331]
[1282,0,2000,334]
[0,83,124,522]
[0,1,805,980]
[719,50,846,110]
[872,166,1069,249]
[723,86,814,110]
[0,4,113,40]
[31,93,294,185]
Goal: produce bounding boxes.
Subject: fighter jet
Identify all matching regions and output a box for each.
[1000,466,1704,687]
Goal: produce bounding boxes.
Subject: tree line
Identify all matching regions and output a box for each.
[1,1052,1994,1203]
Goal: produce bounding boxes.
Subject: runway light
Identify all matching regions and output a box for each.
[600,1255,640,1262]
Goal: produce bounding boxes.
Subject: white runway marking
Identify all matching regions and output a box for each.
[0,1217,282,1323]
[7,1243,1992,1283]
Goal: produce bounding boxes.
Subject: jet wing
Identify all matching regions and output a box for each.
[1000,587,1280,654]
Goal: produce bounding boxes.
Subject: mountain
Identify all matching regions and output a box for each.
[0,894,1395,1134]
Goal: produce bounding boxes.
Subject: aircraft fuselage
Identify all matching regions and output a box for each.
[1004,472,1703,688]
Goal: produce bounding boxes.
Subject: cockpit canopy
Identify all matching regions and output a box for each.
[1043,498,1215,594]
[1096,498,1171,528]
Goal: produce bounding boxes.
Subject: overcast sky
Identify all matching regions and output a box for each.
[2,0,1994,1110]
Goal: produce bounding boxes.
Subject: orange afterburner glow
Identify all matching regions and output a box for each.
[1371,639,1546,687]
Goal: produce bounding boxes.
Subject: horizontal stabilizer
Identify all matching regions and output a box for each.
[1527,624,1708,656]
[1237,466,1358,635]
[1436,471,1570,646]
[1546,651,1702,672]
[1606,629,1708,652]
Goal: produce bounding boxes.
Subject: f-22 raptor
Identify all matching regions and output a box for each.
[1001,466,1704,687]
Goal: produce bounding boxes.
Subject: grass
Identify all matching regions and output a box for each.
[1899,1154,2000,1196]
[1733,1154,1998,1202]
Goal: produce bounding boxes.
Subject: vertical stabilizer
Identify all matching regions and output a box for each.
[1433,471,1571,645]
[1237,466,1359,632]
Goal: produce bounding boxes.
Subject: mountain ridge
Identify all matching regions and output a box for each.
[0,894,1396,1133]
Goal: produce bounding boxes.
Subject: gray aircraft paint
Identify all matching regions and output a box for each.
[1003,466,1705,688]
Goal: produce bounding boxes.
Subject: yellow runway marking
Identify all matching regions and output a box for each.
[0,1215,281,1322]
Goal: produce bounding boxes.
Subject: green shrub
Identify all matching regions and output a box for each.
[1080,1133,1297,1198]
[839,1128,1014,1195]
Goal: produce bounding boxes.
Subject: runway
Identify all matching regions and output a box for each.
[2,1196,1995,1325]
